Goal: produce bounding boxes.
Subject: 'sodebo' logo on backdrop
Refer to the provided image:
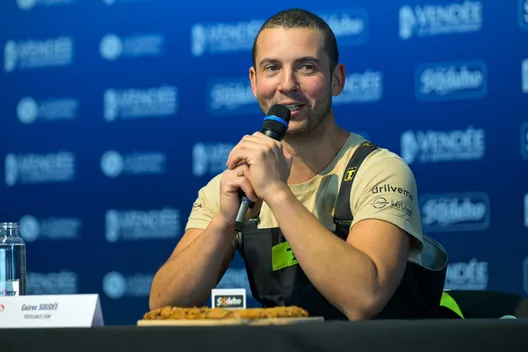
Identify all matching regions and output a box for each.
[316,8,369,47]
[205,78,259,116]
[399,1,483,40]
[415,60,487,101]
[400,126,485,165]
[419,192,490,232]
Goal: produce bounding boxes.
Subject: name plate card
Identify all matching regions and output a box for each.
[211,288,246,309]
[0,294,104,328]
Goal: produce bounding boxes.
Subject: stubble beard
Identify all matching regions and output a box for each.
[257,94,332,148]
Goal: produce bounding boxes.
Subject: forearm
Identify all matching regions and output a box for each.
[149,215,236,309]
[266,186,381,319]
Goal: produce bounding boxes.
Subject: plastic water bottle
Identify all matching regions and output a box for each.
[0,222,26,296]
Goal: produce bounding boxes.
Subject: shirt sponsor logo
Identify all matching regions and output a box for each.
[399,1,483,40]
[420,192,490,232]
[371,184,413,201]
[371,197,412,217]
[400,126,485,165]
[415,60,487,101]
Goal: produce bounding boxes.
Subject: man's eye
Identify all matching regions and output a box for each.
[265,65,279,71]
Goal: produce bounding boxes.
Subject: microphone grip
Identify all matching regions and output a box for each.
[235,195,253,232]
[261,130,282,141]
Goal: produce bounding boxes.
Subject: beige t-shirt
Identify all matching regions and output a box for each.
[185,133,424,263]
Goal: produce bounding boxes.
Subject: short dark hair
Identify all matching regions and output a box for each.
[251,8,339,72]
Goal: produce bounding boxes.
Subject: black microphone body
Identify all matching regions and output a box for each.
[234,105,291,232]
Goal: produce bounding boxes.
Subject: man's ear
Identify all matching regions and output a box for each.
[249,66,257,98]
[331,63,346,96]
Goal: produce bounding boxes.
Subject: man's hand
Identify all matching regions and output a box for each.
[225,132,293,202]
[218,163,258,227]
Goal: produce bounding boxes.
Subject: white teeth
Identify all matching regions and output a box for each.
[285,104,300,111]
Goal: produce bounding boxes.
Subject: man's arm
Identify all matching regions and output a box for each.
[149,164,259,310]
[149,214,236,310]
[265,157,422,320]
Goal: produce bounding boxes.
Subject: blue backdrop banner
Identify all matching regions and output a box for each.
[1,0,527,325]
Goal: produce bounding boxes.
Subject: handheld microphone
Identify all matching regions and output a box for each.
[234,104,291,232]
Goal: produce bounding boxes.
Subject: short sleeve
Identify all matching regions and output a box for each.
[350,155,424,258]
[184,173,222,231]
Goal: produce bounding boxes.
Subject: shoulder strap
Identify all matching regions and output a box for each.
[333,141,380,236]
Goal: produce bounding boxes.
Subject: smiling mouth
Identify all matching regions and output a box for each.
[284,104,305,112]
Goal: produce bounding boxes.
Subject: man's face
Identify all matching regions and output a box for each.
[250,27,338,137]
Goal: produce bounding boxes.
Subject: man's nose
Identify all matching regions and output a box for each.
[278,70,299,93]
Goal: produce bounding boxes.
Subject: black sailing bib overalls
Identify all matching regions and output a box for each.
[234,142,449,320]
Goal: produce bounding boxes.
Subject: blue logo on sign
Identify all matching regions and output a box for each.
[415,60,487,102]
[205,77,260,116]
[315,8,369,47]
[521,121,528,160]
[419,192,490,232]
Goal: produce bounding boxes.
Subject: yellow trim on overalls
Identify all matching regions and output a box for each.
[440,291,465,319]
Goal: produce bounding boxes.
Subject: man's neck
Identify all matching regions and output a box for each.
[283,123,350,185]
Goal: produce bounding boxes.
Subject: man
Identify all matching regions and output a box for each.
[150,8,442,320]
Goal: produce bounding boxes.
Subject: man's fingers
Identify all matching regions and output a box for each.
[236,177,257,202]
